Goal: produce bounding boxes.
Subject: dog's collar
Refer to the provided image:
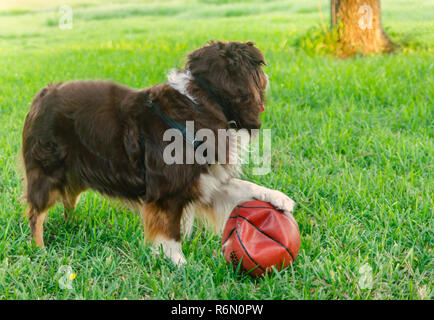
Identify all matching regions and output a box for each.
[194,75,238,129]
[145,98,203,150]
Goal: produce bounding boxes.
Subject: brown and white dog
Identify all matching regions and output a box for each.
[21,41,295,265]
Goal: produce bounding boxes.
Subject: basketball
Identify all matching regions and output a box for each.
[221,200,300,277]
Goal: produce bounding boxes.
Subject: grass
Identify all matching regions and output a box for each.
[0,0,433,299]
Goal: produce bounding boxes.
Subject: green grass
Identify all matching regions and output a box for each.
[0,0,433,299]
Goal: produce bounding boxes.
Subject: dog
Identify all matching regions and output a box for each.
[21,41,295,265]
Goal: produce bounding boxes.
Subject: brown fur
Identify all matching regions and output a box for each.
[21,41,267,248]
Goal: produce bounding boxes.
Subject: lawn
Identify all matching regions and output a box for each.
[0,0,432,299]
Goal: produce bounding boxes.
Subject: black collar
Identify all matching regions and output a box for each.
[194,75,238,129]
[145,98,203,150]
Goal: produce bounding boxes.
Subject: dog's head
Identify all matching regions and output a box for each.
[187,41,268,130]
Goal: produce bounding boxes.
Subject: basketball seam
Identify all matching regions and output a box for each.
[222,227,236,246]
[222,206,239,246]
[236,214,295,262]
[235,229,265,273]
[237,205,274,209]
[237,204,297,225]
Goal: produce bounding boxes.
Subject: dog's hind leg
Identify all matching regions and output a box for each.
[62,187,83,221]
[28,207,48,248]
[140,202,186,266]
[25,170,61,248]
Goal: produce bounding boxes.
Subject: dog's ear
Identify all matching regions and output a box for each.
[219,41,266,69]
[247,41,267,66]
[239,41,267,66]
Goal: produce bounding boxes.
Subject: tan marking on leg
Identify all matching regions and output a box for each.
[140,203,186,265]
[27,189,60,248]
[140,203,171,242]
[33,211,47,247]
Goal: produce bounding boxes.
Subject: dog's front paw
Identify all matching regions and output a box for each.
[171,251,187,266]
[155,237,186,267]
[257,190,296,215]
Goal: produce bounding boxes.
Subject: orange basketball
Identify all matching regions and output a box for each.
[221,200,300,277]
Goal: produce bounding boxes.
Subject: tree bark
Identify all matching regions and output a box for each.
[331,0,394,55]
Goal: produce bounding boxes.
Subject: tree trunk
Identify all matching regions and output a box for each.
[331,0,394,55]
